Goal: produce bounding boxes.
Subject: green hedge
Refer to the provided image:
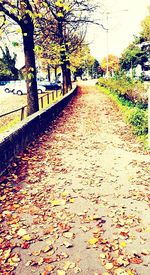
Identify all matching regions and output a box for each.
[96,78,148,148]
[97,77,148,108]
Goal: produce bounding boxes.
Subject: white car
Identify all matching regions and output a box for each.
[4,81,46,95]
[3,81,17,93]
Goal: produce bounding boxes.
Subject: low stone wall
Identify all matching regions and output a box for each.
[0,86,77,176]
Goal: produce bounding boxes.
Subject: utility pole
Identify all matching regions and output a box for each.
[106,13,109,78]
[104,9,128,79]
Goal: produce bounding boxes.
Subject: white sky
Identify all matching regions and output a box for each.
[86,0,150,62]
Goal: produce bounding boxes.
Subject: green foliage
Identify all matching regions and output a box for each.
[97,76,148,107]
[0,46,18,80]
[127,108,148,135]
[97,78,148,147]
[119,42,147,71]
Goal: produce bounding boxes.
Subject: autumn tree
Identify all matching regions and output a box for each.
[101,54,119,76]
[34,0,100,93]
[0,0,39,116]
[69,44,96,79]
[140,7,150,42]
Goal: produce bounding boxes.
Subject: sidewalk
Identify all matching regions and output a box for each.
[0,85,150,275]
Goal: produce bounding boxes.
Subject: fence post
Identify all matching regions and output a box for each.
[21,107,25,121]
[52,91,54,101]
[47,93,49,105]
[41,97,44,108]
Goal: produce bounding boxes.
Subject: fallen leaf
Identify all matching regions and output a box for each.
[42,245,53,253]
[10,254,20,263]
[43,257,55,263]
[114,268,129,275]
[31,250,41,256]
[100,253,106,259]
[63,241,73,248]
[51,200,66,206]
[21,242,30,249]
[141,249,150,255]
[22,234,31,241]
[119,241,126,248]
[17,228,27,237]
[88,238,98,245]
[129,257,143,264]
[44,265,55,272]
[69,198,75,203]
[63,232,74,239]
[74,266,82,273]
[104,263,114,270]
[57,270,66,275]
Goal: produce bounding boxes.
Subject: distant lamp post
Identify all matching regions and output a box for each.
[104,9,128,78]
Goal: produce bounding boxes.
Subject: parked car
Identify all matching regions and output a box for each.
[0,80,9,86]
[13,82,46,95]
[143,75,150,81]
[4,81,46,95]
[38,81,61,90]
[3,81,17,93]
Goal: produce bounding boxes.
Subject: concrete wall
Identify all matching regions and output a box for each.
[0,86,77,176]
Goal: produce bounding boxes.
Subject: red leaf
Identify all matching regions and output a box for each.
[21,242,30,249]
[130,257,143,264]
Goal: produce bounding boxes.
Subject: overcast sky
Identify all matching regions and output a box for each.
[86,0,150,62]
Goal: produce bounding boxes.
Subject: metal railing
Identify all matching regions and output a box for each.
[0,89,62,122]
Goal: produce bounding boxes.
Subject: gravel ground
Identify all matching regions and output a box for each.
[0,85,150,275]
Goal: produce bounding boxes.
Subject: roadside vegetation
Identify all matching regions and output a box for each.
[96,77,148,148]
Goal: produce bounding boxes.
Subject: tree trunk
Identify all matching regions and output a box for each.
[47,65,51,82]
[58,21,72,95]
[54,66,57,80]
[61,63,67,95]
[21,23,39,116]
[66,60,72,90]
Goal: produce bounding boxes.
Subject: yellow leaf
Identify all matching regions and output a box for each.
[57,270,66,275]
[61,191,68,197]
[51,200,66,206]
[127,270,136,275]
[10,254,20,263]
[119,241,126,248]
[17,228,27,237]
[104,263,113,270]
[69,198,75,203]
[13,204,20,209]
[145,228,150,232]
[88,238,98,245]
[22,234,31,241]
[114,268,128,275]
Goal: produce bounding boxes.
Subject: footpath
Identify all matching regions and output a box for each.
[0,85,150,275]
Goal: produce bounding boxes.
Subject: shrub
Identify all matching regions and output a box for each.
[96,78,148,147]
[126,109,148,135]
[97,77,148,107]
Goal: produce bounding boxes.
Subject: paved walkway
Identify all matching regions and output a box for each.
[0,86,150,275]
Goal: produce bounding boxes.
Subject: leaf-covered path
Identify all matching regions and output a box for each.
[0,86,150,275]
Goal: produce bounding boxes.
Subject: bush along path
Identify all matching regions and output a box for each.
[0,85,150,275]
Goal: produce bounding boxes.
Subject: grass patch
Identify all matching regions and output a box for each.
[97,85,148,149]
[0,90,63,134]
[0,116,20,134]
